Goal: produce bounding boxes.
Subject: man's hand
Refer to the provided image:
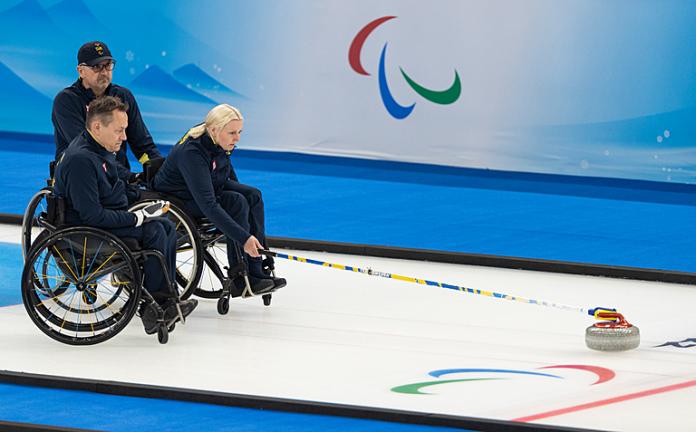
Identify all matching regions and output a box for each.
[243,235,263,258]
[132,200,170,227]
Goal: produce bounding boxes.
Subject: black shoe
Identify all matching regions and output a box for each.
[244,276,275,297]
[163,299,198,326]
[271,277,287,289]
[139,301,160,335]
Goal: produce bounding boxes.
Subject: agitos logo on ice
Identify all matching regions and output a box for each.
[348,16,461,119]
[391,365,616,395]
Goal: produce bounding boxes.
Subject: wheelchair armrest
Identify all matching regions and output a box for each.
[47,160,56,187]
[143,157,165,182]
[45,194,66,227]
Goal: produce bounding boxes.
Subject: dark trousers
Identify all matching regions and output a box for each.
[184,186,266,271]
[109,217,177,298]
[223,182,266,246]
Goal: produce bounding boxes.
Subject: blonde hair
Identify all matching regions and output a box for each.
[188,104,244,140]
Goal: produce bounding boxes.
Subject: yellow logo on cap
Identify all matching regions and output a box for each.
[95,43,104,55]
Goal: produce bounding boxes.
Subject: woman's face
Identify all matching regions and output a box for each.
[212,119,243,152]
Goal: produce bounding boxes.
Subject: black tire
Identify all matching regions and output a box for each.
[157,325,169,344]
[262,294,272,306]
[196,245,229,298]
[217,297,229,315]
[22,187,52,261]
[22,227,141,345]
[129,200,203,300]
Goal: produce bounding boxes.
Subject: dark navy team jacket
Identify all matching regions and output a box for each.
[53,131,137,228]
[152,131,250,244]
[52,79,161,169]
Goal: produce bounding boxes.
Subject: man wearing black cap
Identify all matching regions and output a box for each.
[52,41,161,170]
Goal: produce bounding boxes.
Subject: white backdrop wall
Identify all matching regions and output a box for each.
[1,0,695,182]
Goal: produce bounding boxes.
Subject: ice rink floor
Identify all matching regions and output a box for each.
[1,223,695,431]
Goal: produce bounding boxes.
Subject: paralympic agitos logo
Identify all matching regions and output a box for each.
[349,16,461,119]
[391,365,616,395]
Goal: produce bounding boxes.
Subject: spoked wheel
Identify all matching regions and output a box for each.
[196,235,275,304]
[22,227,141,345]
[195,231,230,298]
[22,187,52,261]
[129,200,202,300]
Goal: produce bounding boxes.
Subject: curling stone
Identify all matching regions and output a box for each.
[585,311,640,352]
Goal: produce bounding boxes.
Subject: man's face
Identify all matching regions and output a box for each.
[212,119,243,152]
[92,110,127,153]
[77,61,114,94]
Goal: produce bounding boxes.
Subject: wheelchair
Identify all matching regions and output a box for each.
[22,194,186,345]
[21,160,281,323]
[23,162,202,301]
[131,158,281,313]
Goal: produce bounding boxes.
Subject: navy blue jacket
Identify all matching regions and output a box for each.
[152,131,249,244]
[52,79,161,169]
[53,131,137,229]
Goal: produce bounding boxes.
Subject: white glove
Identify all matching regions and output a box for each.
[132,200,170,227]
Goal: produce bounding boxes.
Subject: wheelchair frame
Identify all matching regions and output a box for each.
[22,198,184,345]
[20,160,279,345]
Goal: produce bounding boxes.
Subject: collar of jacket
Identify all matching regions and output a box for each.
[74,78,114,100]
[82,130,115,159]
[199,132,228,156]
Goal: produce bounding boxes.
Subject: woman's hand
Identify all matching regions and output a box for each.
[243,235,263,258]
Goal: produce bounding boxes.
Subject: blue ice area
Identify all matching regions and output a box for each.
[0,242,22,307]
[0,383,473,432]
[1,135,695,273]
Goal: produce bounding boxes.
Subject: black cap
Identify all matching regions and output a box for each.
[77,41,114,66]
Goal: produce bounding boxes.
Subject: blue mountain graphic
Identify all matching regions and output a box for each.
[0,0,75,95]
[129,65,217,105]
[46,0,108,41]
[0,61,51,104]
[524,107,696,149]
[0,61,52,132]
[172,64,246,99]
[0,0,68,44]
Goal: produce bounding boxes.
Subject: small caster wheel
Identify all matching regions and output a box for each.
[262,294,272,306]
[217,297,230,315]
[168,322,176,333]
[157,325,169,344]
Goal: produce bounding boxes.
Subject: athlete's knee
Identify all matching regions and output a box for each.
[220,191,248,213]
[141,220,168,249]
[245,186,263,205]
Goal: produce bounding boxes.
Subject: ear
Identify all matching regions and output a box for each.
[209,126,218,143]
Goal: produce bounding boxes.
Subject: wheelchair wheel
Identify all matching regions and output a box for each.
[263,294,272,306]
[22,187,52,261]
[129,200,202,300]
[217,296,229,315]
[157,325,169,344]
[195,231,229,298]
[22,227,141,345]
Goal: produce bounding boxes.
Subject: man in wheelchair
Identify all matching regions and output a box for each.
[52,96,198,334]
[152,104,286,296]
